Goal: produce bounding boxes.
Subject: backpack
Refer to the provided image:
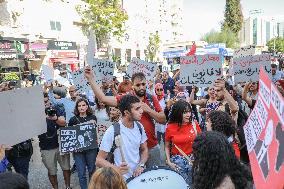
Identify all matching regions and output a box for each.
[225,104,250,164]
[106,121,143,163]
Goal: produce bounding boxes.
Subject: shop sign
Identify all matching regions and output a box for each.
[0,53,17,59]
[30,43,47,51]
[47,41,77,50]
[48,50,78,58]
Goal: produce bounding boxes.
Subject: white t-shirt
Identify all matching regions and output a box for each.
[99,120,148,180]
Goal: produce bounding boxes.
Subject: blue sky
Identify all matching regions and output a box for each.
[183,0,284,40]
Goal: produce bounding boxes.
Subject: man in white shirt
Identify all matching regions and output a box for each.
[96,94,148,180]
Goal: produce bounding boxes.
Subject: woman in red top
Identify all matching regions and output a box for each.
[165,100,201,186]
[206,110,241,159]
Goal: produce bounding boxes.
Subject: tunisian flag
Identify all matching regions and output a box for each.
[186,41,196,56]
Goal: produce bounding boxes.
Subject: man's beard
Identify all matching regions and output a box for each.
[135,89,146,97]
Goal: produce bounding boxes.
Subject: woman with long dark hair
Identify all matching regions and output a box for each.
[68,98,98,189]
[192,131,253,189]
[165,100,201,186]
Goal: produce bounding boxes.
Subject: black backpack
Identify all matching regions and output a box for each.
[225,104,250,164]
[106,121,143,163]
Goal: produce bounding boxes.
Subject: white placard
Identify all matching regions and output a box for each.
[126,58,158,80]
[233,45,256,58]
[90,58,115,84]
[232,54,272,83]
[179,54,222,87]
[41,64,54,81]
[71,69,91,93]
[0,86,47,146]
[86,31,95,66]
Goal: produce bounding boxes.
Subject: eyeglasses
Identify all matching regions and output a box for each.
[156,88,163,92]
[135,83,146,87]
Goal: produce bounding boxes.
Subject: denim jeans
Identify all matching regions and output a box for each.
[170,155,193,186]
[9,156,31,179]
[73,149,98,189]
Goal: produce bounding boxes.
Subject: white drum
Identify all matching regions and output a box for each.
[127,166,188,189]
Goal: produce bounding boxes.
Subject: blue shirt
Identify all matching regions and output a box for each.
[0,157,9,173]
[48,90,75,123]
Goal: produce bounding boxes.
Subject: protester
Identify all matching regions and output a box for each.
[162,71,175,96]
[192,131,253,189]
[68,98,98,189]
[0,145,9,173]
[117,80,133,95]
[96,95,148,180]
[88,167,127,189]
[241,82,258,115]
[271,63,284,83]
[94,97,110,121]
[0,172,30,189]
[165,100,201,185]
[39,93,71,189]
[106,106,121,123]
[85,67,166,168]
[207,110,240,159]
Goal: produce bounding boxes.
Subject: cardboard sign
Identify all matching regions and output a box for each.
[179,55,222,87]
[91,58,115,84]
[59,123,98,153]
[41,64,54,81]
[126,58,158,80]
[71,68,91,93]
[0,86,47,146]
[243,67,284,189]
[233,45,256,58]
[232,54,272,83]
[96,120,112,144]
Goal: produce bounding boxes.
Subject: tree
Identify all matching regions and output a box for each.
[267,37,284,53]
[76,0,128,48]
[146,32,161,62]
[222,0,243,34]
[201,28,239,48]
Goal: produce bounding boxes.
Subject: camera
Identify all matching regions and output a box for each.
[45,107,57,117]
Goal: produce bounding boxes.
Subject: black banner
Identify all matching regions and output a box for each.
[59,123,97,153]
[47,40,77,50]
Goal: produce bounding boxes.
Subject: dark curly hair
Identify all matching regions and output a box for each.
[192,131,252,189]
[207,110,236,137]
[168,100,192,127]
[118,94,140,116]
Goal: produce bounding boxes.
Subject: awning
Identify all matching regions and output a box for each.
[50,58,79,64]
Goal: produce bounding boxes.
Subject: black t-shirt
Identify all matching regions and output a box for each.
[68,114,97,126]
[38,107,64,150]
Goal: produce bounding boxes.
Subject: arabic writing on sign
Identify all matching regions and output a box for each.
[71,69,91,93]
[126,58,157,80]
[233,45,256,58]
[140,176,169,184]
[180,54,220,65]
[91,59,115,84]
[233,54,271,68]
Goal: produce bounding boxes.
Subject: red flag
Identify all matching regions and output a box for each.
[186,41,196,56]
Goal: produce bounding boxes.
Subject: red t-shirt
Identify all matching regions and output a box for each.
[116,93,162,149]
[165,121,201,156]
[232,141,240,159]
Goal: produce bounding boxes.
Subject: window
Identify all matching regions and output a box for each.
[50,21,61,31]
[253,18,257,45]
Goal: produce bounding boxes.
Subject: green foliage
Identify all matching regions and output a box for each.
[267,37,284,53]
[222,0,243,34]
[146,32,161,62]
[201,28,239,48]
[77,0,128,48]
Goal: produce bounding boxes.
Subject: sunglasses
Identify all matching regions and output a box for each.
[156,88,163,91]
[135,83,146,87]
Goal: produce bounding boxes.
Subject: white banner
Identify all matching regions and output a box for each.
[126,58,158,80]
[232,54,272,83]
[0,86,47,146]
[179,55,222,87]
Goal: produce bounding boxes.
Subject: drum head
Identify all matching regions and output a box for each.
[127,166,188,189]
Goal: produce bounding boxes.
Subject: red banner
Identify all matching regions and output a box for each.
[244,67,284,189]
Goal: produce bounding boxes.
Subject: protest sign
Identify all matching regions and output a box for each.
[90,58,115,84]
[54,75,71,88]
[41,64,54,81]
[0,86,46,146]
[179,54,222,87]
[59,123,98,153]
[243,67,284,189]
[233,45,256,58]
[126,58,158,80]
[96,120,112,144]
[86,30,95,66]
[71,68,91,93]
[232,54,272,83]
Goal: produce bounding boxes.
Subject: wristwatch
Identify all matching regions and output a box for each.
[138,163,146,169]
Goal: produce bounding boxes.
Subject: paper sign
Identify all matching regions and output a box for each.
[232,54,272,83]
[86,31,95,66]
[41,64,54,81]
[71,68,91,93]
[243,67,284,189]
[54,75,71,88]
[90,58,115,84]
[0,86,47,146]
[234,45,256,58]
[179,54,222,87]
[96,120,112,144]
[126,58,158,80]
[59,123,98,153]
